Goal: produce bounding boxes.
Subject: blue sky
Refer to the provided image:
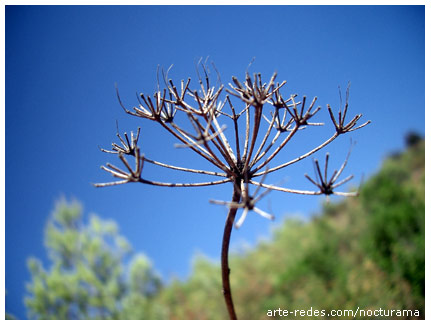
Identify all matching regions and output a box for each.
[5,5,424,319]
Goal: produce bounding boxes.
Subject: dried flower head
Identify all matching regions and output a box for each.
[304,149,357,198]
[96,61,370,319]
[99,121,140,156]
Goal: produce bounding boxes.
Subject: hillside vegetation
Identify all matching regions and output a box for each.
[155,136,425,319]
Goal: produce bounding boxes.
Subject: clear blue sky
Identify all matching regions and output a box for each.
[5,5,424,319]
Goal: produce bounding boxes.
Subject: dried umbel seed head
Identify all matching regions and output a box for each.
[99,121,140,156]
[304,148,357,198]
[98,63,367,218]
[327,83,371,134]
[96,61,369,320]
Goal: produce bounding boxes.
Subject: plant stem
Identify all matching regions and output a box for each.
[221,183,241,320]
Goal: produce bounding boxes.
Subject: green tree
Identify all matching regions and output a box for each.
[120,254,165,319]
[25,198,162,319]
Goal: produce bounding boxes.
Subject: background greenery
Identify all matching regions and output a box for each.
[22,134,425,320]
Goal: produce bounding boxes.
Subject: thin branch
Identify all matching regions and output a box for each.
[138,178,231,188]
[162,120,232,175]
[179,112,231,171]
[244,103,263,170]
[210,110,237,164]
[170,122,211,155]
[143,157,227,177]
[251,109,277,166]
[242,102,251,162]
[253,132,338,177]
[249,180,321,195]
[253,129,282,164]
[226,96,242,161]
[93,180,129,188]
[192,101,237,167]
[252,124,300,173]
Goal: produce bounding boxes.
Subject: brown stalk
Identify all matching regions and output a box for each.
[220,181,241,320]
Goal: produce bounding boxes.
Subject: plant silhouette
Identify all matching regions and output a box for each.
[96,60,370,319]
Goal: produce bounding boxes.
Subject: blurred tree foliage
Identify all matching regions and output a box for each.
[25,198,163,319]
[25,135,424,319]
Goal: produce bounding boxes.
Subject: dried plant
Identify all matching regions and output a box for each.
[95,60,370,319]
